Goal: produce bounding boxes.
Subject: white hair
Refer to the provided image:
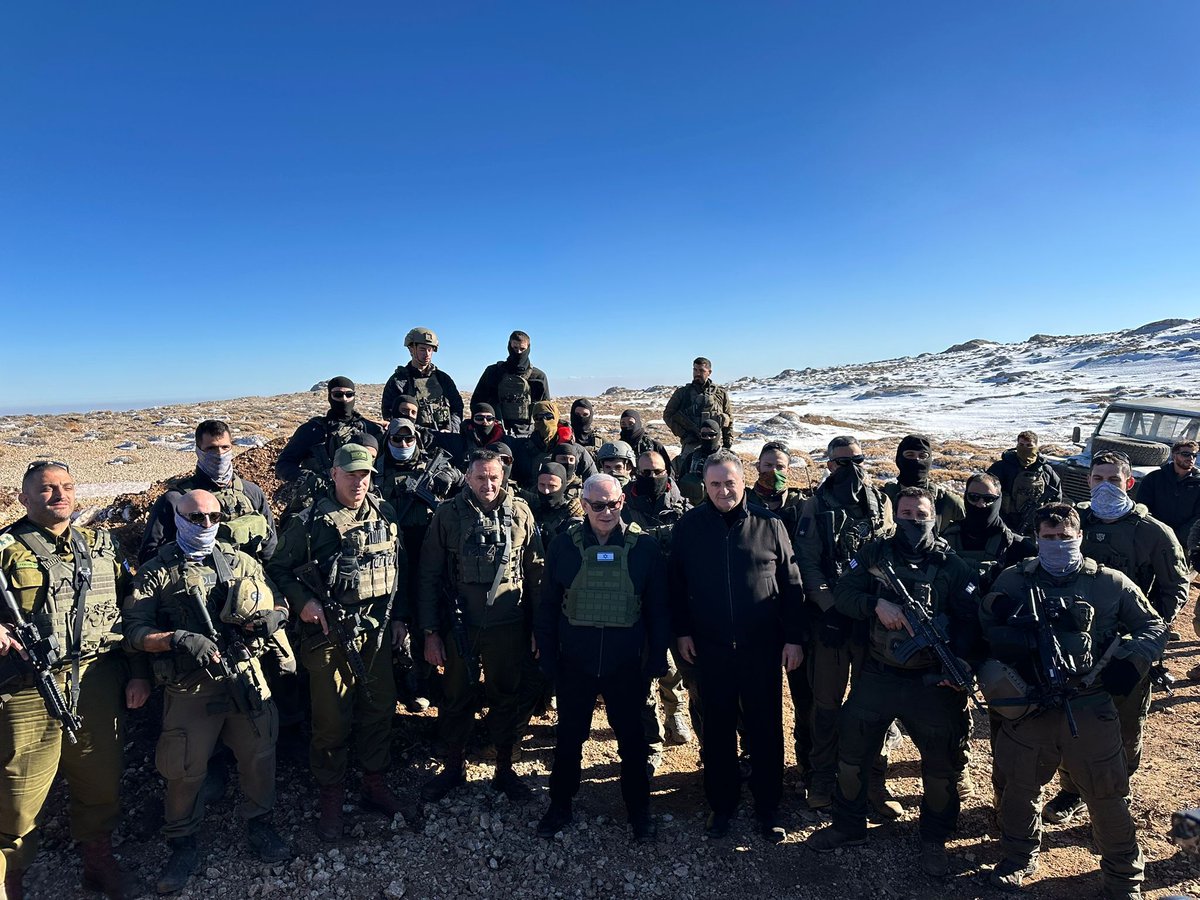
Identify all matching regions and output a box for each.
[582,473,623,498]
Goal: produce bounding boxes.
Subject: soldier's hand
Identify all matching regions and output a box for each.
[781,643,804,672]
[424,632,446,669]
[874,598,912,634]
[391,620,408,650]
[245,608,288,636]
[300,600,329,635]
[125,678,151,709]
[677,635,697,664]
[172,631,221,666]
[0,625,29,660]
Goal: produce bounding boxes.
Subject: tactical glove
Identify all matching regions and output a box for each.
[1100,657,1141,697]
[171,631,219,666]
[246,609,288,636]
[430,468,459,498]
[816,608,854,649]
[333,554,361,597]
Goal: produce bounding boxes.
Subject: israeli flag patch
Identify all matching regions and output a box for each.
[965,582,977,594]
[596,551,615,562]
[848,558,859,569]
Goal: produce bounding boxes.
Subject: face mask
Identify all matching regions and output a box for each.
[764,470,787,492]
[699,435,720,454]
[537,486,566,509]
[896,455,930,488]
[612,472,630,487]
[388,442,416,461]
[570,405,593,437]
[896,518,936,554]
[635,473,668,497]
[1016,444,1038,465]
[507,347,530,371]
[964,494,1001,532]
[1090,481,1134,521]
[196,447,233,486]
[329,396,356,419]
[1038,536,1083,577]
[175,512,218,560]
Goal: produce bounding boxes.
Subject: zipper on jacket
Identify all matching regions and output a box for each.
[725,530,736,650]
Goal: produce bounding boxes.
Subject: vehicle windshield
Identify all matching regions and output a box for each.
[1097,408,1200,444]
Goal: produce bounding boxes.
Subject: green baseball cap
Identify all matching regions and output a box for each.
[333,443,375,473]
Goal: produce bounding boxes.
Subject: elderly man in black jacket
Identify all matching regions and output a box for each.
[534,473,670,843]
[669,449,805,842]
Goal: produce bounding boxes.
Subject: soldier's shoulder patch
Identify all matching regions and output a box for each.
[848,558,859,569]
[0,533,14,552]
[965,582,978,594]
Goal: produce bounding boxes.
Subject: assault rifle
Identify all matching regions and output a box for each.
[0,565,83,744]
[185,586,265,736]
[394,449,460,520]
[1009,583,1079,737]
[876,560,978,701]
[447,585,478,683]
[294,560,375,702]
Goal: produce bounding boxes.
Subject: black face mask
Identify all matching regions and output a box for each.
[506,347,530,372]
[896,518,937,556]
[329,397,356,420]
[964,495,1002,533]
[537,487,566,510]
[828,461,865,503]
[635,473,668,498]
[699,435,720,455]
[896,455,930,488]
[570,404,594,438]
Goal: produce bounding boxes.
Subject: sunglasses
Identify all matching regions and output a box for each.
[833,455,866,467]
[185,511,224,526]
[966,492,1001,505]
[330,390,355,400]
[26,459,71,474]
[584,499,622,512]
[473,414,496,423]
[1176,451,1198,459]
[640,468,667,477]
[534,412,556,421]
[389,434,417,445]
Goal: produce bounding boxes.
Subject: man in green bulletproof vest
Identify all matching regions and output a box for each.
[663,357,734,460]
[268,444,411,841]
[381,327,464,433]
[0,460,148,900]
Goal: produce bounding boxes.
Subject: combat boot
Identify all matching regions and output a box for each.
[246,815,291,863]
[806,784,833,810]
[868,785,904,820]
[536,802,572,839]
[665,711,693,745]
[491,745,531,803]
[3,869,24,900]
[80,834,137,899]
[630,810,657,843]
[420,750,467,804]
[989,857,1038,892]
[805,824,866,852]
[156,835,199,895]
[317,784,345,842]
[1041,791,1086,825]
[360,770,407,818]
[920,840,948,877]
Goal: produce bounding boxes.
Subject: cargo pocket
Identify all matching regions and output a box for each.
[993,723,1044,792]
[155,728,189,780]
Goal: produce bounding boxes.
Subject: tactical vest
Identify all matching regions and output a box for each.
[457,497,522,587]
[378,460,436,529]
[943,529,1007,586]
[563,523,642,627]
[497,371,533,424]
[689,384,720,425]
[1019,559,1096,676]
[816,488,887,572]
[310,495,400,604]
[169,474,269,555]
[315,416,365,470]
[411,370,452,430]
[13,527,122,661]
[1080,507,1154,596]
[865,542,949,669]
[1004,465,1048,533]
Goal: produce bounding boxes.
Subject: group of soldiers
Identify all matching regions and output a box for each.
[0,326,1197,900]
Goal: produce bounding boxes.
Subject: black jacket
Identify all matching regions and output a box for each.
[381,364,464,431]
[472,361,551,426]
[275,413,385,482]
[1135,463,1200,548]
[668,497,805,648]
[986,450,1063,532]
[510,433,597,488]
[536,520,670,679]
[427,420,509,472]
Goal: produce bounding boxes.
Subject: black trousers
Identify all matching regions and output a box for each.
[695,638,783,817]
[548,659,650,819]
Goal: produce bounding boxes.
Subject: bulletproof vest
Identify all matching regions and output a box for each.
[311,495,400,604]
[378,459,436,528]
[1080,507,1154,595]
[865,542,949,669]
[1004,466,1047,532]
[689,383,720,425]
[315,416,365,470]
[13,527,122,662]
[411,369,452,430]
[170,474,269,556]
[563,523,642,627]
[457,497,522,587]
[816,488,887,570]
[496,371,533,424]
[1019,559,1096,676]
[943,529,1007,585]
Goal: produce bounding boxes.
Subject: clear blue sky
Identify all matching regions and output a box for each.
[3,2,1198,413]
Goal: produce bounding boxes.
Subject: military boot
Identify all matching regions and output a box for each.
[630,809,657,843]
[420,750,466,804]
[989,857,1038,892]
[360,770,408,819]
[317,784,345,842]
[156,836,199,895]
[3,869,25,900]
[246,815,291,863]
[868,785,904,820]
[920,840,949,877]
[80,834,137,899]
[805,825,866,852]
[536,802,572,839]
[1041,791,1086,825]
[665,711,693,745]
[491,745,531,803]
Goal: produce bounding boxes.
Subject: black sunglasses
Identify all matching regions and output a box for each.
[833,455,865,467]
[184,511,224,526]
[534,412,556,421]
[584,499,622,512]
[330,390,356,399]
[966,492,1001,505]
[473,414,496,423]
[26,459,71,474]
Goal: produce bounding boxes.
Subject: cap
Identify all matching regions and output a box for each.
[333,443,375,473]
[388,418,418,437]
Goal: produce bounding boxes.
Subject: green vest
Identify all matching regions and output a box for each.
[309,495,400,604]
[411,370,452,430]
[497,371,532,423]
[563,523,642,628]
[1018,558,1097,675]
[816,488,888,574]
[942,528,1007,585]
[863,541,948,669]
[456,497,522,587]
[169,474,269,555]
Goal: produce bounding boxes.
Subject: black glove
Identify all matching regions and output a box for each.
[172,631,219,666]
[430,468,459,498]
[246,609,288,636]
[1100,657,1141,697]
[817,608,854,649]
[333,554,360,597]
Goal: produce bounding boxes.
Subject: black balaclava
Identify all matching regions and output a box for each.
[963,484,1002,536]
[698,419,721,455]
[619,409,644,445]
[492,442,514,485]
[827,459,866,505]
[895,434,933,488]
[635,468,669,499]
[506,332,531,372]
[896,517,937,557]
[570,399,595,442]
[536,462,568,509]
[328,376,356,420]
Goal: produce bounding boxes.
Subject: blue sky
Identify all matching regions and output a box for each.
[3,2,1198,413]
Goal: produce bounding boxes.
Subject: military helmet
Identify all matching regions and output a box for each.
[405,327,439,349]
[597,440,636,464]
[977,659,1033,720]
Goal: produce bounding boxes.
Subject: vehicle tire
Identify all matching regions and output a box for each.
[1092,435,1170,467]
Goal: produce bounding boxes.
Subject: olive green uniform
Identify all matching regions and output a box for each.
[0,522,136,880]
[881,481,965,533]
[124,541,280,837]
[269,494,405,786]
[417,489,543,751]
[981,559,1165,897]
[662,379,734,458]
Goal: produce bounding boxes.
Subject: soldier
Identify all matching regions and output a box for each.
[471,331,551,437]
[534,473,670,842]
[381,327,464,433]
[417,450,545,803]
[568,399,601,450]
[596,441,637,488]
[663,357,734,459]
[807,487,982,878]
[623,450,693,763]
[673,419,722,506]
[429,402,509,472]
[0,460,148,900]
[980,503,1164,897]
[511,401,597,487]
[793,436,897,812]
[987,431,1063,536]
[882,435,966,532]
[618,409,673,474]
[125,489,290,893]
[140,420,277,563]
[523,462,584,546]
[268,444,410,841]
[669,450,804,842]
[1041,449,1189,826]
[1135,439,1200,549]
[549,441,589,503]
[275,377,385,512]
